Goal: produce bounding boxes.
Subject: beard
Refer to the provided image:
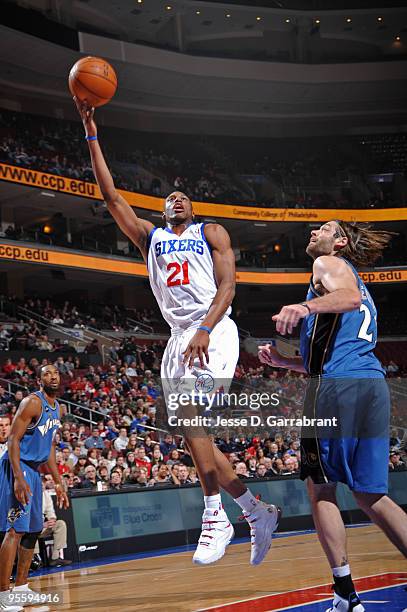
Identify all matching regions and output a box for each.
[43,383,59,396]
[306,243,319,259]
[306,238,333,259]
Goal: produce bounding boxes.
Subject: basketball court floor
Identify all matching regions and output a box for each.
[23,524,406,611]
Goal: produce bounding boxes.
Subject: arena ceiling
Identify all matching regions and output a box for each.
[6,0,407,64]
[1,21,406,138]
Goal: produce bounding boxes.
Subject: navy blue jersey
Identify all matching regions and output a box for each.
[3,391,60,470]
[300,258,385,378]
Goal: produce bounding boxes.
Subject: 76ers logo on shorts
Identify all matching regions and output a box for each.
[195,373,215,393]
[7,506,24,524]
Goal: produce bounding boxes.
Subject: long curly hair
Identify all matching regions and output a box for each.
[334,220,396,267]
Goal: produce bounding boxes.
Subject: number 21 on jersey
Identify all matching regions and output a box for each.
[166,261,190,287]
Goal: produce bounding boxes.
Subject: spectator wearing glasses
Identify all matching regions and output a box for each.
[81,465,100,490]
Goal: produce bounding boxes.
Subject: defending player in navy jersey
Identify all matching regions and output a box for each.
[0,365,69,612]
[259,220,407,612]
[75,98,281,568]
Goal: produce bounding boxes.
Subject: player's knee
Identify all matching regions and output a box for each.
[353,491,384,510]
[6,528,24,542]
[307,479,337,504]
[20,532,41,550]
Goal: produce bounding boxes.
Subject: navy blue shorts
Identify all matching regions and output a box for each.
[0,457,43,533]
[300,377,390,494]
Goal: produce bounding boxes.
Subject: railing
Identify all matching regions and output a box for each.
[126,316,154,335]
[74,235,114,255]
[237,326,251,339]
[0,337,10,351]
[16,306,129,364]
[0,377,178,441]
[0,377,104,426]
[17,305,90,350]
[10,229,119,257]
[18,305,156,342]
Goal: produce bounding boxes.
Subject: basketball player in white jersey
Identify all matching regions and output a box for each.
[75,98,280,566]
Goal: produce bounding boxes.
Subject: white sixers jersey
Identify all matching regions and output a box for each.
[147,223,231,331]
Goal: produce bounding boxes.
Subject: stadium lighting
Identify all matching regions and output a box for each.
[166,5,172,10]
[285,19,290,23]
[256,16,262,21]
[395,36,401,41]
[346,18,352,23]
[377,17,383,22]
[196,10,200,14]
[43,225,52,234]
[315,19,320,24]
[226,13,231,18]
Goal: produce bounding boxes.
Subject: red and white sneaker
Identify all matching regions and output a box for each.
[243,501,281,565]
[192,508,234,565]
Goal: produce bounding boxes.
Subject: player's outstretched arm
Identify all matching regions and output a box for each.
[74,97,154,260]
[272,256,361,335]
[183,223,235,368]
[8,395,42,505]
[45,440,70,509]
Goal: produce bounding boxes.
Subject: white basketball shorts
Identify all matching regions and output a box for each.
[161,316,239,415]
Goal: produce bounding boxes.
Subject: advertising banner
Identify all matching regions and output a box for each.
[1,242,406,284]
[1,162,407,223]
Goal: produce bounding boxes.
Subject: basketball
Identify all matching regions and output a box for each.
[68,56,117,107]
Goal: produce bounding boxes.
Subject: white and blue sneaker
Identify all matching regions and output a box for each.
[10,585,41,609]
[326,590,365,611]
[0,590,23,612]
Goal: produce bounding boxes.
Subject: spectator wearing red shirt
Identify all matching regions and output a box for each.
[134,446,151,476]
[70,376,87,392]
[2,358,16,376]
[247,437,261,457]
[56,451,71,476]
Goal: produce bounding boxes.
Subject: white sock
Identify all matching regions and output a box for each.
[13,584,29,591]
[234,489,258,513]
[333,564,351,578]
[204,494,222,511]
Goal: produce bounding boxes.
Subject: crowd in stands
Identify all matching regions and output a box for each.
[0,320,66,353]
[0,358,306,492]
[0,348,405,497]
[0,294,162,343]
[1,108,406,209]
[2,292,407,351]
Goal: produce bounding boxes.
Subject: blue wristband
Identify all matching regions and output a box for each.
[198,325,212,334]
[86,135,97,141]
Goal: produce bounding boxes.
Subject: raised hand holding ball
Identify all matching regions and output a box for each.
[69,56,117,107]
